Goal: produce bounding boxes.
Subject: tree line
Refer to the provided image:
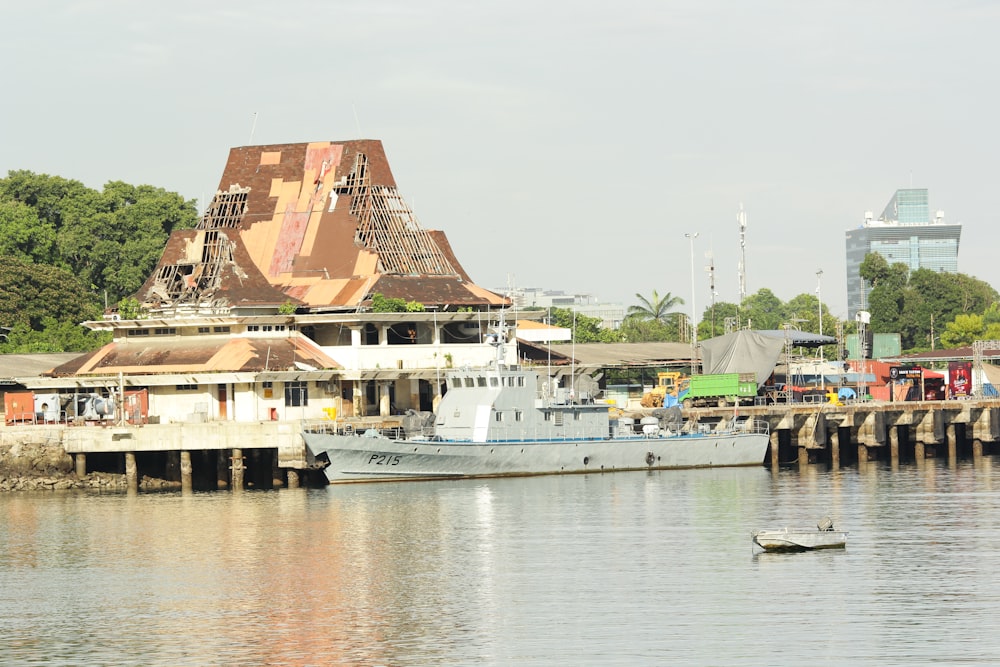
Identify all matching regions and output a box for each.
[542,258,999,355]
[2,169,996,356]
[0,171,198,352]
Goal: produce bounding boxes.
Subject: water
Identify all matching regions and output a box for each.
[3,459,1000,666]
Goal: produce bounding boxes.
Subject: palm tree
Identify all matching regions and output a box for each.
[626,290,684,325]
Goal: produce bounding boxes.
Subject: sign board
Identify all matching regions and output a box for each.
[889,366,922,380]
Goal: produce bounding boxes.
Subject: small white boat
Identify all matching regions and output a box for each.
[752,517,848,552]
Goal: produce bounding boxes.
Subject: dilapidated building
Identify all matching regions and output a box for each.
[31,139,515,424]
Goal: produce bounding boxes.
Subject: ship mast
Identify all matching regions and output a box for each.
[737,203,748,306]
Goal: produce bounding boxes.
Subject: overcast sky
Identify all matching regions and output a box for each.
[3,1,998,320]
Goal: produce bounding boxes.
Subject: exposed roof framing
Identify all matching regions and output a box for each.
[199,184,249,229]
[339,151,457,276]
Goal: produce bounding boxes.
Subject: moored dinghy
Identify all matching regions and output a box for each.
[751,516,848,552]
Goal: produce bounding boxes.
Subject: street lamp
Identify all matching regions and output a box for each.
[685,232,699,348]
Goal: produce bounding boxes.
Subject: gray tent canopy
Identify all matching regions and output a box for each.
[699,330,788,385]
[755,329,837,348]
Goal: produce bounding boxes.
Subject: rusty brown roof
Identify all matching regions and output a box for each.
[48,337,340,377]
[138,140,506,314]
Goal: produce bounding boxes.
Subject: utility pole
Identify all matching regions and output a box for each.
[685,232,700,373]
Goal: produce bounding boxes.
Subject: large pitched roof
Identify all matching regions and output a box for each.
[137,140,506,314]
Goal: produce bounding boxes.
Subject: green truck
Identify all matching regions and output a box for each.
[681,373,758,408]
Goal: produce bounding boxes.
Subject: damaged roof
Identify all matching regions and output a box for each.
[137,140,507,314]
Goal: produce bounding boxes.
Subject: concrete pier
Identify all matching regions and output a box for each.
[180,451,192,492]
[231,448,245,490]
[689,397,1000,469]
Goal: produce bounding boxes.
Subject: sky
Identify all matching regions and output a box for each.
[3,1,999,321]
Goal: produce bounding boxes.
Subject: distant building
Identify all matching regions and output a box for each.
[502,287,626,330]
[845,188,961,319]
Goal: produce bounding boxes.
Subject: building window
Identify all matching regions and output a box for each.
[198,327,210,334]
[175,384,198,391]
[285,381,308,407]
[127,329,149,337]
[214,326,230,333]
[154,327,176,336]
[247,325,260,332]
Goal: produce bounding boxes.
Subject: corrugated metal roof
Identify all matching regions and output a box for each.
[46,337,340,377]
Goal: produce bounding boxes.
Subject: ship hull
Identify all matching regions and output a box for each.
[302,431,769,483]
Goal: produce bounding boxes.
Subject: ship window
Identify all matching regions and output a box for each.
[515,410,523,422]
[574,411,582,421]
[495,411,504,422]
[544,411,552,421]
[517,376,525,387]
[489,377,498,387]
[477,377,486,387]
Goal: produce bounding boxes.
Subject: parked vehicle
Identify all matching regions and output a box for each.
[683,373,758,408]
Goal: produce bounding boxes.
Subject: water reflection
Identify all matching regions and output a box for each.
[3,461,1000,665]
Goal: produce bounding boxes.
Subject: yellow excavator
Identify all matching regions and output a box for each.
[640,372,690,408]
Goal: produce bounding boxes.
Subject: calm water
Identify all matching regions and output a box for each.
[3,459,1000,666]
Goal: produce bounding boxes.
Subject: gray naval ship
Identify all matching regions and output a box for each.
[302,333,769,484]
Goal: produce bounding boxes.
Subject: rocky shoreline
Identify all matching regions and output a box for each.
[0,439,176,492]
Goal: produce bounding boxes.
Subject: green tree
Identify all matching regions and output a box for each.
[0,255,102,331]
[740,288,785,330]
[0,199,56,263]
[0,255,108,352]
[618,317,672,343]
[549,308,619,343]
[626,290,683,325]
[0,171,199,304]
[941,313,986,348]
